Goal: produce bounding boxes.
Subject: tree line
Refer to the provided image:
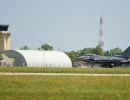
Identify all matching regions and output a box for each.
[65,45,122,61]
[20,44,53,51]
[20,44,122,61]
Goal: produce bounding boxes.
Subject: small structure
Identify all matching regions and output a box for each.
[0,50,72,68]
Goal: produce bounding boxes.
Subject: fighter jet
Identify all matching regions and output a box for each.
[77,46,130,68]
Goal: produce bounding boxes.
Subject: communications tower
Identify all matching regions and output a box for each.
[98,17,104,48]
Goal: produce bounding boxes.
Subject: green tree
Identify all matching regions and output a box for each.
[109,47,122,56]
[94,45,104,56]
[78,48,96,56]
[38,44,53,51]
[104,50,110,56]
[20,46,29,50]
[65,51,78,61]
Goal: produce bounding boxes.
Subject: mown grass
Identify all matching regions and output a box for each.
[0,67,130,74]
[0,76,130,100]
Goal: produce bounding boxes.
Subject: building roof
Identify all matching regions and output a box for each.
[0,50,72,67]
[0,24,9,31]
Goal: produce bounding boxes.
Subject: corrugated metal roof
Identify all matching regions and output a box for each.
[16,50,72,67]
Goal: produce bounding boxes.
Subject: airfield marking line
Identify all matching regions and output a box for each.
[0,72,130,76]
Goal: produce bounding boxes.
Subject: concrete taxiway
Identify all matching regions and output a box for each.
[0,72,130,76]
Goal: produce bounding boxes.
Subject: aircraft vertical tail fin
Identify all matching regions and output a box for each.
[122,46,130,58]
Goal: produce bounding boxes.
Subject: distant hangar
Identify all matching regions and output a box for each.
[0,50,72,68]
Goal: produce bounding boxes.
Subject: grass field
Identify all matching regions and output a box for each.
[0,67,130,100]
[0,75,130,100]
[0,67,130,74]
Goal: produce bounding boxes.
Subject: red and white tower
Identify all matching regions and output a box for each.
[98,17,104,48]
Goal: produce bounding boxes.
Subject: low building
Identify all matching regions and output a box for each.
[0,50,72,68]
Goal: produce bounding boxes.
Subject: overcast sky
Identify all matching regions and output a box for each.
[0,0,130,51]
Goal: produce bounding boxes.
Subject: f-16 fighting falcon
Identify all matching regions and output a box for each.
[77,46,130,68]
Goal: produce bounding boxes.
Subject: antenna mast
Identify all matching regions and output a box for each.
[98,17,104,48]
